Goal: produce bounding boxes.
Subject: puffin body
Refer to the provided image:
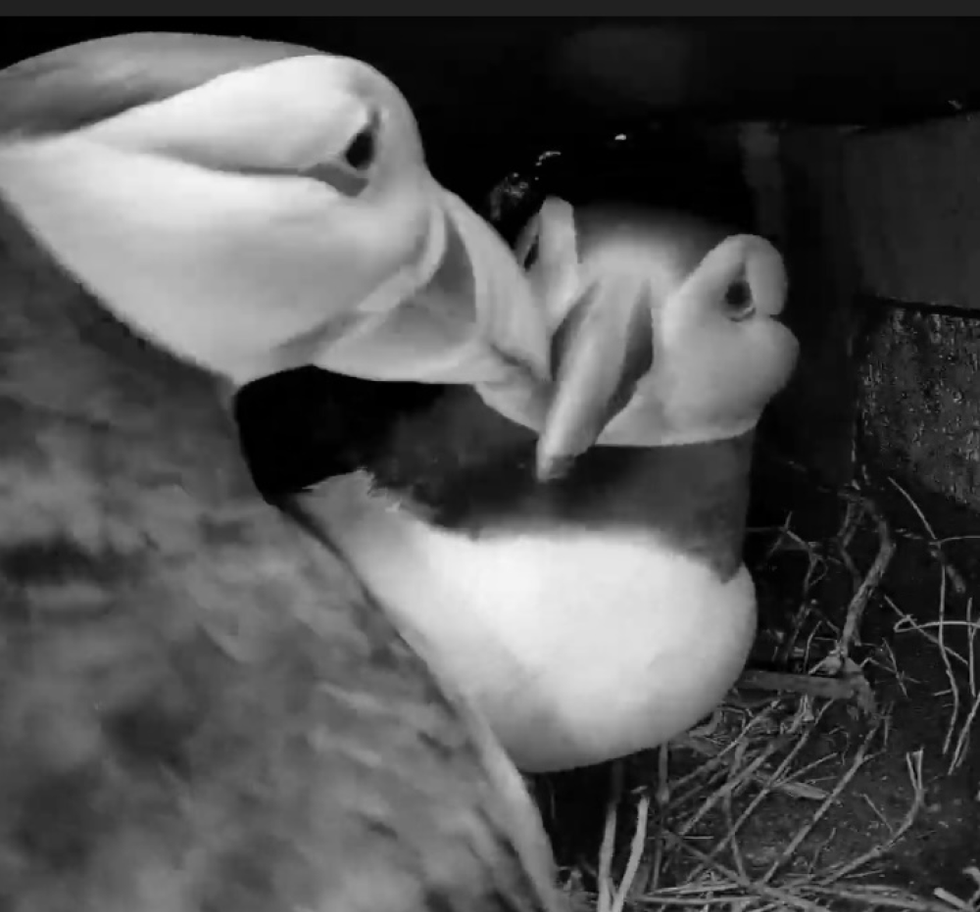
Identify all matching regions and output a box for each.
[247,200,799,773]
[277,416,759,774]
[0,35,562,912]
[0,27,799,778]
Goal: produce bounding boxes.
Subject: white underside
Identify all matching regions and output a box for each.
[307,474,757,773]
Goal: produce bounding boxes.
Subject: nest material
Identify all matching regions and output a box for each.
[548,462,980,912]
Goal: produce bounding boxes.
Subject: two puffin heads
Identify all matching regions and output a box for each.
[0,31,801,778]
[0,31,798,469]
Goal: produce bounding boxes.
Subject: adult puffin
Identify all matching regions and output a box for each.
[0,30,552,392]
[245,193,800,773]
[0,33,563,912]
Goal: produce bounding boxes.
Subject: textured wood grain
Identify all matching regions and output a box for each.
[858,303,980,511]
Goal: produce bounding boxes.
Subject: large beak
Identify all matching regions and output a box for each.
[535,274,654,481]
[0,48,444,386]
[515,196,580,332]
[527,204,794,482]
[313,186,553,389]
[0,35,556,395]
[514,195,660,482]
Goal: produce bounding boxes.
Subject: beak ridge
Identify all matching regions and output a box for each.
[535,275,654,481]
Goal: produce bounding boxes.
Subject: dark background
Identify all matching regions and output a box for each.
[6,17,980,200]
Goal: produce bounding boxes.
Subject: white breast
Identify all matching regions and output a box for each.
[310,473,757,772]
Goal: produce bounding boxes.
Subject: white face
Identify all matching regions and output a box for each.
[632,229,799,443]
[526,201,800,474]
[0,50,440,386]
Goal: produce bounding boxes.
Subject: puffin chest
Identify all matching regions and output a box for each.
[238,370,759,771]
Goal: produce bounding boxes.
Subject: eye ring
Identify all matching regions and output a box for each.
[342,110,379,172]
[723,278,755,321]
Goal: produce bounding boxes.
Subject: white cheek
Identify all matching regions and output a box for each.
[0,137,431,381]
[82,55,373,174]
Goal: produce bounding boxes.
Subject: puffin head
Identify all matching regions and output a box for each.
[0,32,456,386]
[488,197,800,480]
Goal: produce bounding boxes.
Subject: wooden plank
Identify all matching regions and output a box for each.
[770,126,861,487]
[858,302,980,511]
[843,114,980,311]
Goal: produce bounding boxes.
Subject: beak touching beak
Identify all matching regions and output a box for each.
[530,226,794,483]
[535,275,654,481]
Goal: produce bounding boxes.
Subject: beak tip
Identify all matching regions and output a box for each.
[534,450,575,484]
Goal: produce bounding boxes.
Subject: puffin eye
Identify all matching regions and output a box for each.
[343,111,378,172]
[723,278,755,320]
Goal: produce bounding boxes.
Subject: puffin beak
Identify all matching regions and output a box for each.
[535,274,654,481]
[314,186,552,388]
[516,196,580,333]
[529,206,795,482]
[0,34,554,397]
[0,46,442,387]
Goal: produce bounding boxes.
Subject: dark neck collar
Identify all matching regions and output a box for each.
[238,369,755,579]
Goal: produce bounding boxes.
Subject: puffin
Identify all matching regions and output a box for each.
[0,33,564,912]
[244,196,800,774]
[0,30,552,393]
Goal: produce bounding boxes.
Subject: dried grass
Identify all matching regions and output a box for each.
[555,465,980,912]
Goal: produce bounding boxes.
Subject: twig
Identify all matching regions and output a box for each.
[688,702,831,880]
[888,476,938,538]
[724,740,749,882]
[597,761,624,912]
[936,554,961,757]
[968,597,978,698]
[889,595,971,671]
[819,497,894,669]
[949,687,980,774]
[775,753,836,800]
[889,477,969,595]
[761,717,882,884]
[669,700,783,802]
[889,619,980,633]
[645,744,670,893]
[779,599,819,668]
[609,787,652,912]
[949,597,980,773]
[738,668,876,714]
[634,894,756,908]
[676,734,791,839]
[803,884,971,912]
[663,829,833,912]
[885,476,976,767]
[809,750,925,886]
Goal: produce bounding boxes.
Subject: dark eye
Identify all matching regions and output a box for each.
[724,278,755,319]
[343,113,377,171]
